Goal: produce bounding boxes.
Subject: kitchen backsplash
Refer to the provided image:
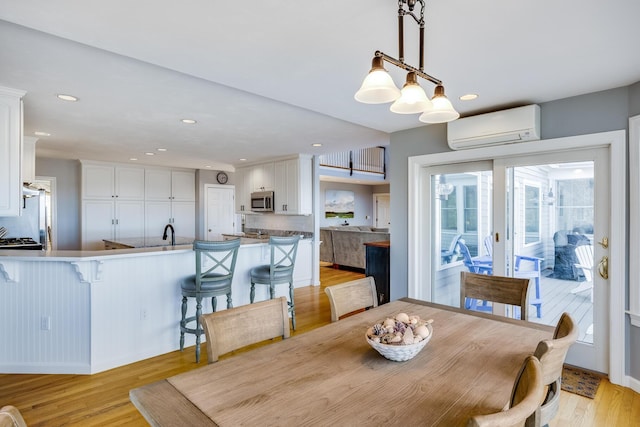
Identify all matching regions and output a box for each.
[245,214,313,234]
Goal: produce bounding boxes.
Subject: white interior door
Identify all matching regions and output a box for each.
[205,185,235,240]
[374,194,390,228]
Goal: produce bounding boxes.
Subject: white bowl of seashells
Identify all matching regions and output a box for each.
[365,312,433,362]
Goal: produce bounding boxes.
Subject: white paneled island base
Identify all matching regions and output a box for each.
[0,239,313,374]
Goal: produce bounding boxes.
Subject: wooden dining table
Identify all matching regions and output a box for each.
[130,298,553,426]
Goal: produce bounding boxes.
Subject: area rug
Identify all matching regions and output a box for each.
[561,365,602,398]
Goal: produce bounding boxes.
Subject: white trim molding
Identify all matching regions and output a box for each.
[629,115,640,328]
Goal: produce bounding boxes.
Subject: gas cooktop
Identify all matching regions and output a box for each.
[0,237,43,250]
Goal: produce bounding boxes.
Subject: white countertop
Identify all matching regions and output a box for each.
[103,236,195,248]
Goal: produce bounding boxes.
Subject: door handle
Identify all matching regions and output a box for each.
[597,237,609,248]
[598,256,608,279]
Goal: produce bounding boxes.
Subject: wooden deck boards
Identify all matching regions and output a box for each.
[527,270,593,343]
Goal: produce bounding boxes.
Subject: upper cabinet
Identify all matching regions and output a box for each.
[22,136,38,184]
[82,163,145,200]
[273,156,312,215]
[145,169,195,202]
[0,86,26,217]
[234,168,251,213]
[250,162,274,192]
[236,156,312,215]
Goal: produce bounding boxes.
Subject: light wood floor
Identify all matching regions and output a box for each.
[1,266,638,426]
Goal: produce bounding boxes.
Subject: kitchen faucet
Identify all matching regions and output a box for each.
[163,224,175,246]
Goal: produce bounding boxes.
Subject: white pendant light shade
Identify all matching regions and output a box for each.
[355,57,401,104]
[419,84,460,123]
[390,72,433,114]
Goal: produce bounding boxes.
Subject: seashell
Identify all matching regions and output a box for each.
[409,315,420,324]
[402,328,414,345]
[395,312,410,324]
[366,327,374,337]
[385,326,395,333]
[381,333,395,344]
[373,337,381,343]
[414,324,430,339]
[390,334,402,343]
[383,318,396,328]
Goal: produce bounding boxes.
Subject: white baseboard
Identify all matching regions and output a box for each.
[626,375,640,394]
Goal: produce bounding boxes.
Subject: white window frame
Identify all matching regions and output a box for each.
[628,115,640,328]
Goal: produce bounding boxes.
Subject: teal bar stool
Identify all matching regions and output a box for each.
[180,238,240,363]
[250,235,300,329]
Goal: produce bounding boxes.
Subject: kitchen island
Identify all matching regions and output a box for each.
[0,238,314,374]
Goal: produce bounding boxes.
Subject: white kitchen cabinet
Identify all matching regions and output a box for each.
[22,136,38,184]
[250,162,274,192]
[145,169,195,202]
[234,168,252,213]
[82,200,145,250]
[145,200,195,244]
[0,86,26,217]
[273,156,312,215]
[82,163,145,200]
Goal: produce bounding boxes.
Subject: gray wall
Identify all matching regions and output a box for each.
[389,83,640,382]
[319,181,383,228]
[36,158,81,250]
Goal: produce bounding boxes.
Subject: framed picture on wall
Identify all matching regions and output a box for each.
[325,190,354,218]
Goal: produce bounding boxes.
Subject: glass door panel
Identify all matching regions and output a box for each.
[429,165,492,308]
[499,147,609,372]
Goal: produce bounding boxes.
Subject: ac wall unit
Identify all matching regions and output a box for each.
[447,104,540,150]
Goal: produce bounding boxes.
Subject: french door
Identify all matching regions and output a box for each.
[408,131,625,376]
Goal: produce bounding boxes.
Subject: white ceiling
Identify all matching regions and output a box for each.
[1,0,639,171]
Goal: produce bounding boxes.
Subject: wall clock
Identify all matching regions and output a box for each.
[216,171,228,184]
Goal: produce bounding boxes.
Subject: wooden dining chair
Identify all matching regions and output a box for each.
[460,271,531,321]
[0,405,27,427]
[200,296,290,363]
[529,312,578,426]
[324,276,378,322]
[467,355,544,427]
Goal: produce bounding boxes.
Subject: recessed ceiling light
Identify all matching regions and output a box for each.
[205,165,212,168]
[145,152,154,156]
[57,94,78,102]
[156,148,167,152]
[130,158,138,161]
[181,118,197,124]
[311,143,322,147]
[239,158,247,161]
[34,131,51,136]
[459,93,478,101]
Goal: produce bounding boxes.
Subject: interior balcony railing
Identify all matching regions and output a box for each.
[318,147,386,179]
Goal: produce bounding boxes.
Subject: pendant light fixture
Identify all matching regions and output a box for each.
[355,0,459,124]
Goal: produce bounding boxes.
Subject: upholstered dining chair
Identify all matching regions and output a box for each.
[460,271,531,321]
[0,405,27,427]
[250,235,300,329]
[325,276,378,322]
[467,355,544,427]
[200,297,290,363]
[180,238,241,363]
[529,312,578,426]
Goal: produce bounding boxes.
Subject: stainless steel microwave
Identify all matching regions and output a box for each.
[251,191,274,212]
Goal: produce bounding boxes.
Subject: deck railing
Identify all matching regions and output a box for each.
[319,147,386,177]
